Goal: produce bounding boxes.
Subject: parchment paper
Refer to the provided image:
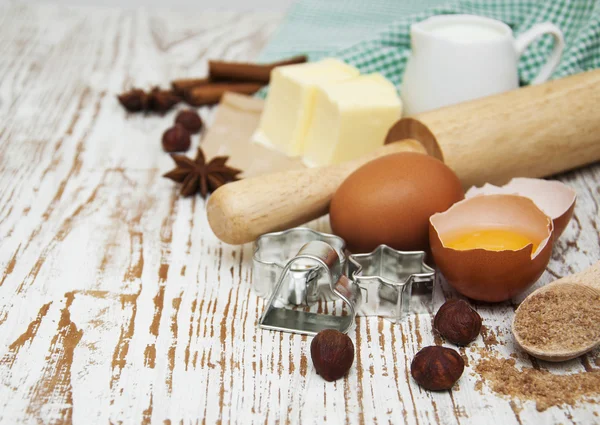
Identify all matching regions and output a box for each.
[201,92,305,178]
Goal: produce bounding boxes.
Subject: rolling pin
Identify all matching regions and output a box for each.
[208,69,600,245]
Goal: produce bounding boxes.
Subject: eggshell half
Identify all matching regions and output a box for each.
[466,178,576,238]
[429,194,554,302]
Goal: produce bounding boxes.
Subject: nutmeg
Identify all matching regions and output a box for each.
[411,346,464,390]
[162,124,191,152]
[310,329,354,382]
[434,299,482,345]
[175,109,203,134]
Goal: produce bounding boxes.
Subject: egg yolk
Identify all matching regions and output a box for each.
[445,229,537,252]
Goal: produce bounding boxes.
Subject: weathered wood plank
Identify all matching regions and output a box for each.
[0,3,598,425]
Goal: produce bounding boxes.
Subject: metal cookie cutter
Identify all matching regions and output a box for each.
[253,227,346,303]
[259,241,360,336]
[348,245,435,323]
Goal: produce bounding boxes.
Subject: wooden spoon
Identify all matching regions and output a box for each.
[512,261,600,362]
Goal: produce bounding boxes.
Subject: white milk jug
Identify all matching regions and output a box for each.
[401,14,565,115]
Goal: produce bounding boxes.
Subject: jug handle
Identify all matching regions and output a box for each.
[515,23,565,85]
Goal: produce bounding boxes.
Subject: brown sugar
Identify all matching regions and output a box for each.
[475,355,600,411]
[480,325,500,346]
[513,285,600,352]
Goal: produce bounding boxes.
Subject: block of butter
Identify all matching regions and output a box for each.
[253,58,360,156]
[303,73,402,167]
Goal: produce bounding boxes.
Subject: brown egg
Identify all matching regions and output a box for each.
[330,152,464,253]
[429,195,554,302]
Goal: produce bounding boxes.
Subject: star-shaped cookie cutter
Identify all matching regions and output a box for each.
[348,245,435,322]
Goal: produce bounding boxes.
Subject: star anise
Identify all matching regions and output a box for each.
[163,147,241,198]
[117,88,148,112]
[147,87,181,113]
[117,87,181,113]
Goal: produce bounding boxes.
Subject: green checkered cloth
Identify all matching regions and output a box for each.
[258,0,600,89]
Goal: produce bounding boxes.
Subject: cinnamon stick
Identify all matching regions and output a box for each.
[171,77,211,96]
[184,83,264,106]
[209,55,308,84]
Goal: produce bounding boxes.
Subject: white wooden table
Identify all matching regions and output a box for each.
[0,3,599,424]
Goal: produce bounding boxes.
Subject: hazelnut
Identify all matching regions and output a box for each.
[162,124,191,152]
[175,109,203,134]
[310,329,354,382]
[434,299,482,345]
[411,346,464,391]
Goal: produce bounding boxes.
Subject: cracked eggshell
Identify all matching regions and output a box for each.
[429,195,554,302]
[466,178,576,238]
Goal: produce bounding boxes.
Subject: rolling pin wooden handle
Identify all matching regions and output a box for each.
[392,69,600,188]
[207,139,426,245]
